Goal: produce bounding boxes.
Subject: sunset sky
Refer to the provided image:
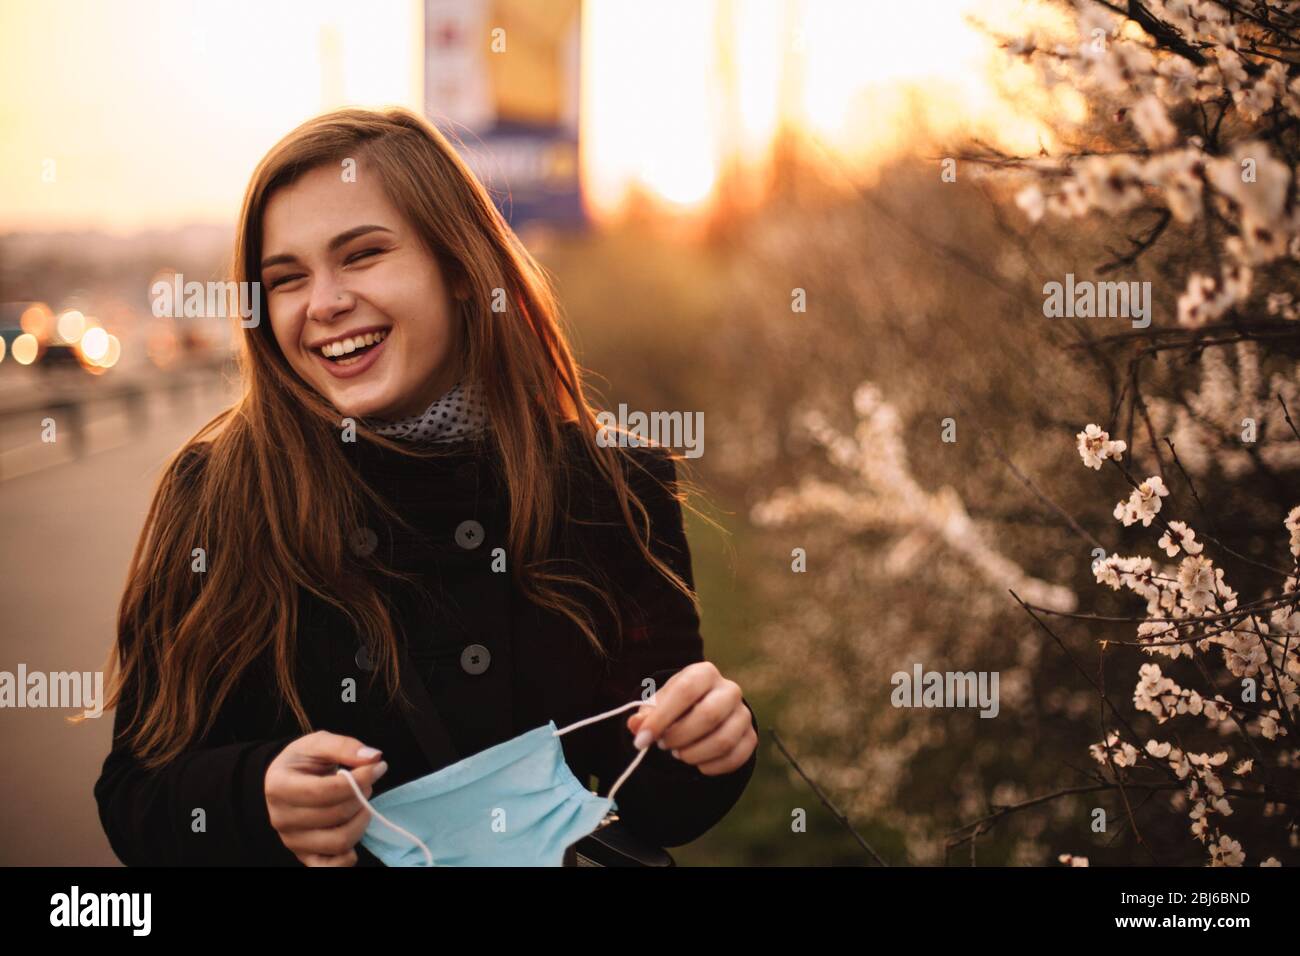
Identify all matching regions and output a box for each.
[0,0,1068,233]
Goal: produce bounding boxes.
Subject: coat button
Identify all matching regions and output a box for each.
[460,643,491,675]
[355,643,375,671]
[455,519,485,550]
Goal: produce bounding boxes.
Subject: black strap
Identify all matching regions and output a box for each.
[393,639,462,770]
[569,820,676,867]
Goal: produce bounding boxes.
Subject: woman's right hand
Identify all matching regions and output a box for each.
[264,731,389,866]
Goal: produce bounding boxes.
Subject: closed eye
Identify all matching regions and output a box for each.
[346,247,386,265]
[265,247,384,289]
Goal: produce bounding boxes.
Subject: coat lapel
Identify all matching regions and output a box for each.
[371,443,517,770]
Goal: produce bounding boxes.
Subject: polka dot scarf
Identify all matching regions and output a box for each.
[370,379,489,443]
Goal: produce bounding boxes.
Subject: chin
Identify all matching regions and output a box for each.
[322,385,402,422]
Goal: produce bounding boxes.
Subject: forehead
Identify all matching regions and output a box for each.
[261,161,403,253]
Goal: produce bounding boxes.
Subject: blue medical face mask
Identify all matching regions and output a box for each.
[338,698,656,866]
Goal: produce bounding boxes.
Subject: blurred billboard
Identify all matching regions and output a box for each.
[424,0,585,230]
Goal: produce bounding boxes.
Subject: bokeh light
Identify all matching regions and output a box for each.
[20,303,53,339]
[56,310,86,344]
[12,333,39,365]
[80,326,110,362]
[101,334,122,369]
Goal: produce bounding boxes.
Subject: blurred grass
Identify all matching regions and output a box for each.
[674,509,899,866]
[537,222,888,865]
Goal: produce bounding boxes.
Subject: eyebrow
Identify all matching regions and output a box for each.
[260,224,394,270]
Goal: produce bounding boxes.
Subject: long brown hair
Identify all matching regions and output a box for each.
[98,107,702,768]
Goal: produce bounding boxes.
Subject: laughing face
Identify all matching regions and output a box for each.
[260,160,464,421]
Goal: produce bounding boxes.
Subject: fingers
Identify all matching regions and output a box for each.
[274,764,370,809]
[695,720,758,776]
[293,730,385,769]
[278,738,384,811]
[267,731,389,857]
[674,705,754,769]
[630,662,718,747]
[272,759,388,830]
[653,676,742,752]
[285,805,374,858]
[345,757,390,791]
[268,732,389,865]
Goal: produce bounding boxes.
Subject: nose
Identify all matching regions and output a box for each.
[305,275,355,325]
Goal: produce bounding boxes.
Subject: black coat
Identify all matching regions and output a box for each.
[94,420,758,865]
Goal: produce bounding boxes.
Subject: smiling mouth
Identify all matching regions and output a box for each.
[318,329,389,366]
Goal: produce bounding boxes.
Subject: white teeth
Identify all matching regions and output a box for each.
[319,329,388,359]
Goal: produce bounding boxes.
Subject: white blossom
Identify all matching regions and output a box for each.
[1114,476,1169,527]
[1176,264,1252,326]
[1155,54,1199,103]
[1158,521,1204,557]
[1208,833,1245,866]
[1206,142,1290,224]
[1142,149,1205,222]
[1286,505,1300,558]
[1015,183,1045,223]
[1132,94,1178,147]
[1214,50,1249,92]
[1079,154,1146,212]
[1076,423,1127,469]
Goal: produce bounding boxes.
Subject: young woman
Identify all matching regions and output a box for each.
[93,107,759,866]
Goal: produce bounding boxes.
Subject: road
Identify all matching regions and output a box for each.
[0,380,233,865]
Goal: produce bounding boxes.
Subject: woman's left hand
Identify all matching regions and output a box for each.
[626,661,758,775]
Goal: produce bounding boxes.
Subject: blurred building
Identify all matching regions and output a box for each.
[424,0,585,230]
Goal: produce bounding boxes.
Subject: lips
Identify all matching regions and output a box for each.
[312,329,390,380]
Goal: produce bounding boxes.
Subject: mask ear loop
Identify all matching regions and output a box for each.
[553,698,658,804]
[337,767,435,867]
[337,699,657,866]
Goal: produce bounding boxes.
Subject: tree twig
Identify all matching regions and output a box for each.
[768,728,889,866]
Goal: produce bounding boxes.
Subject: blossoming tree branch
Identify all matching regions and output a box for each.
[981,0,1300,867]
[752,0,1300,867]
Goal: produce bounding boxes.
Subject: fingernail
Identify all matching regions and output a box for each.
[374,761,389,778]
[671,749,680,759]
[657,739,669,750]
[357,746,382,759]
[634,729,652,749]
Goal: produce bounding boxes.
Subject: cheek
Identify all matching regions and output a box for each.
[401,313,455,378]
[267,307,303,360]
[403,315,440,352]
[386,288,455,362]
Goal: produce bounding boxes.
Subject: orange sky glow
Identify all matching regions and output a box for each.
[0,0,1079,233]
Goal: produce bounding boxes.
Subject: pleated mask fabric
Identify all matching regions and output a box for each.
[339,698,656,866]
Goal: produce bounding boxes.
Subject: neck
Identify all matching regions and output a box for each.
[381,365,463,421]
